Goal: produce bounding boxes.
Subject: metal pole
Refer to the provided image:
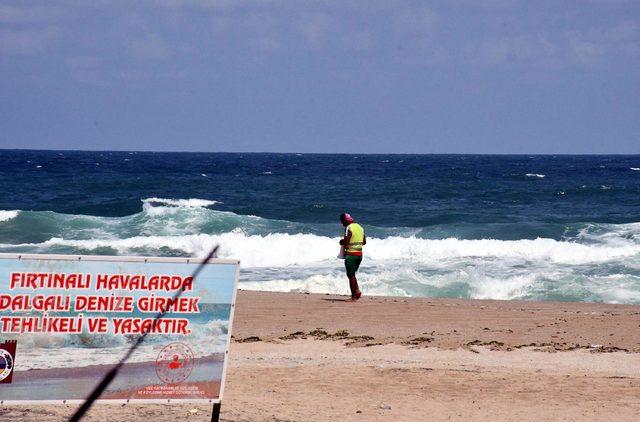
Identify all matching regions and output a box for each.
[211,402,222,422]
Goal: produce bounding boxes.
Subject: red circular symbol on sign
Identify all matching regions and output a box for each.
[0,349,14,382]
[155,342,195,385]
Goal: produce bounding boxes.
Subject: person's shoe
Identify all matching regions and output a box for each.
[353,291,362,300]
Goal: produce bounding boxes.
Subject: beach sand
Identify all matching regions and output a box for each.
[1,290,639,421]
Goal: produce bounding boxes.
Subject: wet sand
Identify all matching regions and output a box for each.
[231,291,640,352]
[1,290,639,421]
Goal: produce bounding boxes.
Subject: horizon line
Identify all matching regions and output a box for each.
[1,148,639,156]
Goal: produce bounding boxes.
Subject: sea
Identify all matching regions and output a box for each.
[2,150,640,305]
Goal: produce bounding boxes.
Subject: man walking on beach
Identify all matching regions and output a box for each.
[339,213,365,301]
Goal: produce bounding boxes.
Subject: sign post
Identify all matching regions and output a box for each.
[212,402,222,421]
[0,253,239,418]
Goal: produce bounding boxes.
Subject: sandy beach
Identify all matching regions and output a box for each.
[2,290,640,421]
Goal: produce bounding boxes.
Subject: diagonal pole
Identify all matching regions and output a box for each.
[69,246,219,422]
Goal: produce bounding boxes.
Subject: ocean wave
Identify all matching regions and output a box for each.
[3,229,639,268]
[142,197,220,208]
[1,199,640,304]
[575,222,640,244]
[0,199,609,244]
[0,210,19,222]
[241,271,413,297]
[2,199,640,268]
[241,267,640,304]
[525,173,546,178]
[631,168,640,171]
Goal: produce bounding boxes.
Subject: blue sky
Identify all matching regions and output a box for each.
[0,0,639,153]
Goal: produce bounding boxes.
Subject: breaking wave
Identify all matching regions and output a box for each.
[142,197,221,208]
[0,210,19,222]
[1,198,640,304]
[4,231,639,268]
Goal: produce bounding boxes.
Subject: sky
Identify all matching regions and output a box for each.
[0,0,639,154]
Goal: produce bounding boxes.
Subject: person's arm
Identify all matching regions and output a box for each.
[340,227,352,246]
[363,234,366,245]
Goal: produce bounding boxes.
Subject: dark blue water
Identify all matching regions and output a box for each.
[1,150,640,303]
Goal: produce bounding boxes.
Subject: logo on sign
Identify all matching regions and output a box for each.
[155,342,194,385]
[0,340,17,384]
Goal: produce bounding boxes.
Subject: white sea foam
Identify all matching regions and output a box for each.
[525,173,545,178]
[142,197,220,208]
[575,222,640,245]
[470,273,541,300]
[6,229,637,269]
[631,168,640,171]
[241,264,640,304]
[241,271,412,297]
[0,210,19,222]
[584,275,640,304]
[2,232,639,303]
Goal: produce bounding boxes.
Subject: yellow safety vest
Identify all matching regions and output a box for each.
[345,223,364,254]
